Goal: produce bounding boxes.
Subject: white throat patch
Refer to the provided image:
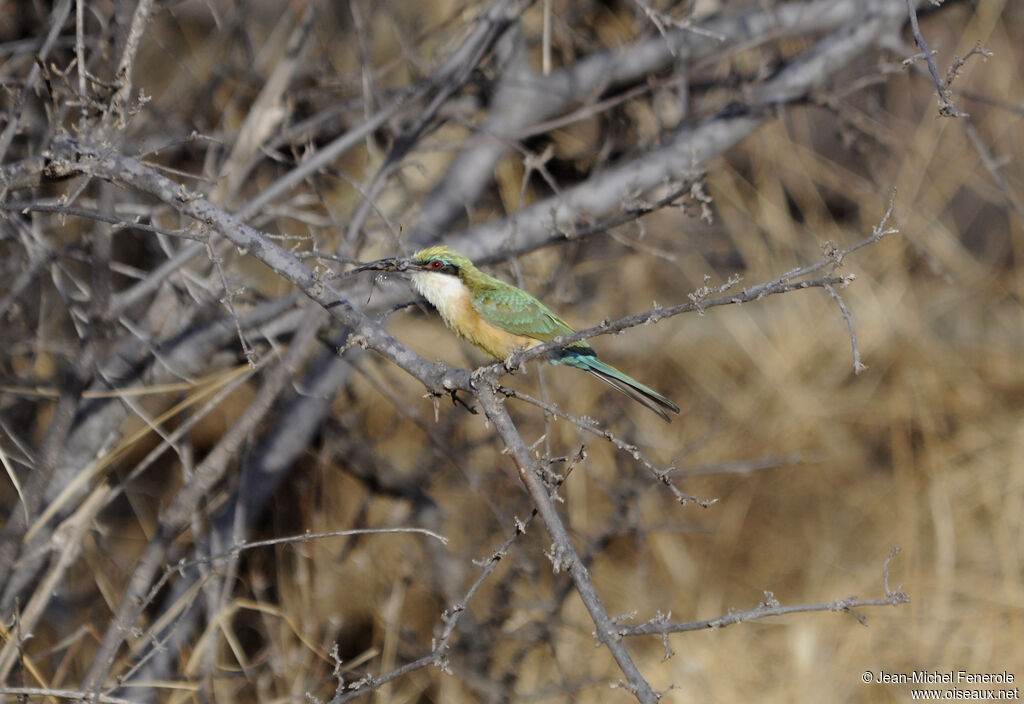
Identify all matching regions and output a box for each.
[409,271,471,327]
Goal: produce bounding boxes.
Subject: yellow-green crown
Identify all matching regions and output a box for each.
[411,246,475,271]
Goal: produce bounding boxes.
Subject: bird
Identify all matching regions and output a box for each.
[354,246,680,422]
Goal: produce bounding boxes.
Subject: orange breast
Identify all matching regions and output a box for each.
[463,313,538,359]
[441,290,536,359]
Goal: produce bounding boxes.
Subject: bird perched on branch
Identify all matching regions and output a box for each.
[355,246,680,422]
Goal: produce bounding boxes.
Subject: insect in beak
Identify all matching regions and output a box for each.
[352,257,416,303]
[353,257,400,273]
[353,257,423,274]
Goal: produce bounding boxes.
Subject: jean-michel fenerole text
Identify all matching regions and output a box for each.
[874,671,1014,685]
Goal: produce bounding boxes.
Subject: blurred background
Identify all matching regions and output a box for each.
[0,0,1021,702]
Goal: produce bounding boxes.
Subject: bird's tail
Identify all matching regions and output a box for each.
[554,350,680,423]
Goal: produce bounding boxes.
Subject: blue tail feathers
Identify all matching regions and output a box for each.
[552,348,680,422]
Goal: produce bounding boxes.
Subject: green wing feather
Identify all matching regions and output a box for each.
[470,278,679,422]
[470,282,580,343]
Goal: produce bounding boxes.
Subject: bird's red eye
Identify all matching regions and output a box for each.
[430,260,444,269]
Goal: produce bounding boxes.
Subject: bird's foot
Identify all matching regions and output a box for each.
[503,354,522,374]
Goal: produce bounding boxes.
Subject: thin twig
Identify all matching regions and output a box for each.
[174,527,448,573]
[0,0,73,166]
[823,283,866,374]
[496,386,715,507]
[619,590,909,636]
[499,200,900,374]
[104,0,155,132]
[620,550,909,637]
[0,688,137,704]
[501,275,853,373]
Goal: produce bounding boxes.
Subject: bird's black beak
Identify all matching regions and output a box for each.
[352,256,412,273]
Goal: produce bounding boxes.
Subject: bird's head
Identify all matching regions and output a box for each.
[353,246,474,278]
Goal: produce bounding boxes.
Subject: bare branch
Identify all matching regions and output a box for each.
[41,137,472,397]
[474,385,660,703]
[619,551,910,638]
[501,275,853,373]
[904,0,959,116]
[104,0,155,132]
[496,385,715,507]
[409,0,916,243]
[0,688,138,704]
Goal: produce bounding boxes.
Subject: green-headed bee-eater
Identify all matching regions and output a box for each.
[355,246,679,422]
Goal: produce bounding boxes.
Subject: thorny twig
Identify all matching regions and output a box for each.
[496,386,715,507]
[619,550,909,638]
[904,1,991,117]
[497,198,900,376]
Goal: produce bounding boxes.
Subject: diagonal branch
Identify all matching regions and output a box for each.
[429,0,914,259]
[474,384,661,703]
[42,137,472,398]
[408,0,927,243]
[501,275,853,373]
[499,199,900,374]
